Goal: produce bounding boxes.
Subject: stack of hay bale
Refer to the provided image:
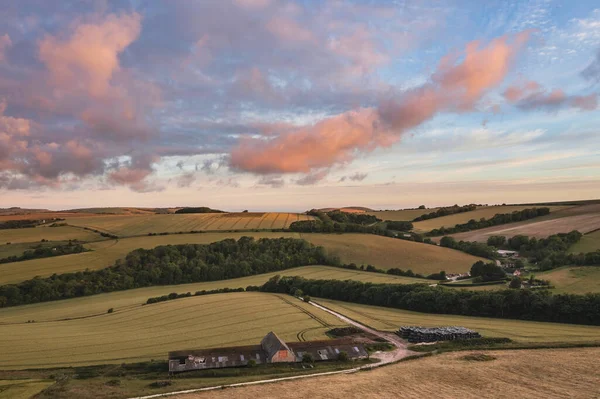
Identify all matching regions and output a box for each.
[397,326,481,343]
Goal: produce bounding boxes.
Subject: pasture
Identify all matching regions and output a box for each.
[537,266,600,294]
[0,225,101,245]
[569,229,600,253]
[315,298,600,343]
[186,347,600,399]
[301,233,484,274]
[0,292,346,369]
[411,205,568,233]
[64,213,312,236]
[0,231,479,285]
[0,379,55,399]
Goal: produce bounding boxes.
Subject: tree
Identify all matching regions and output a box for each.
[487,236,506,248]
[302,353,314,364]
[337,351,349,361]
[293,288,304,297]
[418,205,426,209]
[246,359,256,368]
[509,277,521,289]
[107,308,114,314]
[302,295,311,303]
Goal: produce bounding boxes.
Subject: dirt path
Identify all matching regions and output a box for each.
[128,298,415,399]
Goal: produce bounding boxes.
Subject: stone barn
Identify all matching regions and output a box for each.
[261,331,296,363]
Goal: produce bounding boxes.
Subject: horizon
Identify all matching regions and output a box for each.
[1,1,599,209]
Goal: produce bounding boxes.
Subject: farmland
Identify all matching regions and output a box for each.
[448,204,600,242]
[366,208,440,221]
[0,292,346,369]
[537,266,600,294]
[184,347,600,399]
[315,299,600,343]
[569,229,600,253]
[300,233,484,274]
[0,379,55,399]
[411,205,568,233]
[0,225,101,245]
[64,212,312,236]
[0,232,480,285]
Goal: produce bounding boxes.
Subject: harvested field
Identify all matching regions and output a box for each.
[315,299,600,342]
[569,229,600,253]
[0,292,345,369]
[300,233,484,274]
[538,266,600,294]
[183,347,600,399]
[63,212,311,236]
[0,225,101,245]
[0,266,428,324]
[0,212,99,222]
[412,205,568,233]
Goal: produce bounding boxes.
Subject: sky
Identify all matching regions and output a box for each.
[0,0,599,212]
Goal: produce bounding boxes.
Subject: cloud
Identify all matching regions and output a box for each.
[230,32,530,175]
[177,172,196,188]
[257,175,285,188]
[0,34,11,63]
[504,81,598,112]
[582,48,600,83]
[295,170,328,185]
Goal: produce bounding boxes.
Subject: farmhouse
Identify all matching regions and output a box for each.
[497,249,519,258]
[168,331,368,373]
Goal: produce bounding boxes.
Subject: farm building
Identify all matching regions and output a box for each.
[168,331,368,373]
[497,250,519,258]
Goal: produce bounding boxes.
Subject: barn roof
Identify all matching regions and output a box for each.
[261,331,292,358]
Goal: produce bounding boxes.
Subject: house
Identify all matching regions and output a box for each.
[168,331,368,373]
[513,269,522,276]
[497,250,519,258]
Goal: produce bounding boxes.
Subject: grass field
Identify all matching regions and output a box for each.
[63,213,313,236]
[569,229,600,253]
[185,348,600,399]
[0,379,55,399]
[0,292,347,369]
[0,225,101,245]
[411,205,568,233]
[0,231,480,285]
[449,204,600,242]
[537,266,600,294]
[366,208,440,221]
[300,233,484,274]
[315,298,600,343]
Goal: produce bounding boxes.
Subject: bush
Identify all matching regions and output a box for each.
[148,381,172,389]
[509,277,521,289]
[302,353,314,364]
[302,295,311,303]
[337,351,349,361]
[107,308,114,314]
[246,359,256,368]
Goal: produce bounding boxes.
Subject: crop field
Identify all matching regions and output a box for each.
[0,292,347,369]
[0,225,101,245]
[187,347,600,399]
[411,205,568,233]
[0,231,475,285]
[0,266,429,324]
[537,266,600,294]
[63,212,312,236]
[0,379,55,399]
[569,229,600,253]
[315,299,600,343]
[366,208,440,221]
[300,233,484,274]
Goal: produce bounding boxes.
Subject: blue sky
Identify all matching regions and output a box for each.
[0,0,598,211]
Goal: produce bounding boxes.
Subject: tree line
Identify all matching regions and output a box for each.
[260,276,600,325]
[0,219,63,229]
[413,204,477,221]
[0,242,87,264]
[439,236,498,259]
[174,207,225,214]
[427,207,550,236]
[0,237,332,308]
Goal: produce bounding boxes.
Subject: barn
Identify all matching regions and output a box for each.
[168,331,368,373]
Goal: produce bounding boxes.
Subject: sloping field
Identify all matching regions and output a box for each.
[301,233,484,274]
[0,212,98,222]
[64,213,311,236]
[366,208,439,221]
[0,266,429,324]
[569,229,600,253]
[538,266,600,294]
[412,205,568,233]
[0,232,477,285]
[449,205,600,242]
[0,225,101,245]
[185,348,600,399]
[316,299,600,343]
[0,379,55,399]
[0,292,346,369]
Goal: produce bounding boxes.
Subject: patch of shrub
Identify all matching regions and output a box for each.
[460,353,496,362]
[148,380,172,388]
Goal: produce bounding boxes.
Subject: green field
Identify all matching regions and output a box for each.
[0,379,55,399]
[0,225,101,245]
[412,205,568,233]
[316,298,600,343]
[0,292,346,369]
[569,230,600,253]
[0,232,481,285]
[537,266,600,294]
[64,212,312,236]
[0,266,429,324]
[300,233,484,274]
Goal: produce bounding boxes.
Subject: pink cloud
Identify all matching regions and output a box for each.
[266,16,315,43]
[230,32,530,175]
[503,81,540,102]
[0,34,11,63]
[505,81,598,112]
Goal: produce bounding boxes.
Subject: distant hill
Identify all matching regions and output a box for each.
[317,206,375,213]
[0,207,51,215]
